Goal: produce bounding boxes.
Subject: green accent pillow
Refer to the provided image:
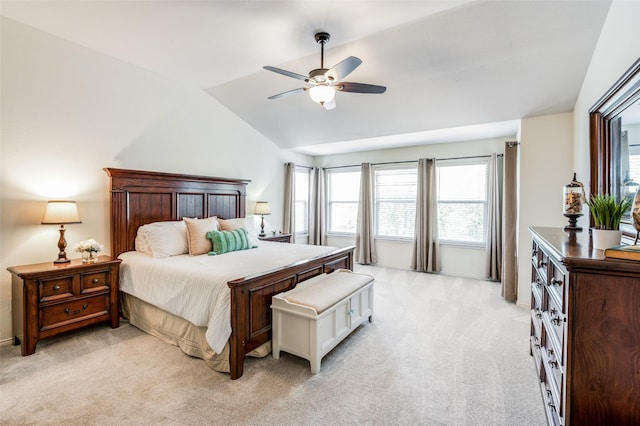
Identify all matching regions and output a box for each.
[206,228,256,255]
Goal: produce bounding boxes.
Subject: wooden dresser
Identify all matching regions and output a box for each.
[8,256,121,355]
[529,227,640,425]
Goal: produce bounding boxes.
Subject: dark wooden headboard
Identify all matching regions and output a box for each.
[104,168,250,257]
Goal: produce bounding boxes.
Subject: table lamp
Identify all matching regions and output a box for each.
[254,201,271,237]
[42,201,81,264]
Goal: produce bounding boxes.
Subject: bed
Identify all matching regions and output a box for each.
[104,168,355,379]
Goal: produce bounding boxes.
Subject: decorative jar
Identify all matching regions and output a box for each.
[563,173,585,231]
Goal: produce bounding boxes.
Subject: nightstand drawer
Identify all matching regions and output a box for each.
[81,271,110,294]
[41,295,110,331]
[39,276,74,302]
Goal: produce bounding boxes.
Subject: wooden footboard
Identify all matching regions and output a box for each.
[227,246,354,379]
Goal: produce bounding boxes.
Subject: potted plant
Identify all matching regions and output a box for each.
[587,194,632,249]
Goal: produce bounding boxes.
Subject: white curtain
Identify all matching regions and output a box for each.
[309,167,326,245]
[486,153,502,281]
[501,143,519,302]
[283,162,296,242]
[355,163,377,264]
[411,158,440,272]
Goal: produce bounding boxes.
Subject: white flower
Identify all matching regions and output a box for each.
[73,238,104,253]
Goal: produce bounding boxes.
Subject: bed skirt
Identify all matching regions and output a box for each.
[120,292,271,373]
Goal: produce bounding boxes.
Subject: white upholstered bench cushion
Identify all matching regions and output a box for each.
[281,270,374,314]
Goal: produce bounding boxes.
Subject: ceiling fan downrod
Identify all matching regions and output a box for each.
[315,32,330,69]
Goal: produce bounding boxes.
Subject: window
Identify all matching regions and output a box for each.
[374,166,417,239]
[327,168,360,234]
[437,159,488,245]
[294,167,310,235]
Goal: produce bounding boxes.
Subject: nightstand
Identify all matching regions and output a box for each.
[8,256,122,355]
[258,233,292,243]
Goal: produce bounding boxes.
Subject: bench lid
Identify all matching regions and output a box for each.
[279,270,374,314]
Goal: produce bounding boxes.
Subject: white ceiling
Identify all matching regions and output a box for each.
[1,0,612,155]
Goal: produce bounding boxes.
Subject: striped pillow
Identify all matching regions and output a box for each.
[206,228,256,255]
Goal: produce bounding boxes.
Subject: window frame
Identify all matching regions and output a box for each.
[326,166,361,236]
[436,157,490,248]
[373,163,418,241]
[293,166,311,238]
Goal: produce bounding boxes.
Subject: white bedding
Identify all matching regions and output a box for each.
[118,241,337,353]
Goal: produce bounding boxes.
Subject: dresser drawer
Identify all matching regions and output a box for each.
[547,260,566,310]
[531,334,543,379]
[542,366,563,426]
[543,340,564,403]
[39,276,74,303]
[81,270,110,294]
[543,288,565,364]
[40,295,110,331]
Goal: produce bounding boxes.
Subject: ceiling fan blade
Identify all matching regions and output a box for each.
[323,98,336,110]
[339,82,387,94]
[325,56,362,82]
[263,66,308,81]
[268,87,306,100]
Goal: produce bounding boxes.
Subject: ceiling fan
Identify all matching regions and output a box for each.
[263,32,386,110]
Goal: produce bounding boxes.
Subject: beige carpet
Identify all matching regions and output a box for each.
[0,265,545,425]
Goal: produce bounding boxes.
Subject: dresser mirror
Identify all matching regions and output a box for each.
[589,58,640,238]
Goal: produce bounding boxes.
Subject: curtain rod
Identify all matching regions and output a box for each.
[320,153,503,170]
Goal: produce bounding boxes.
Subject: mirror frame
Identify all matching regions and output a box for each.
[589,58,640,238]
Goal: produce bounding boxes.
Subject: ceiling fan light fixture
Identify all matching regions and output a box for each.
[309,84,335,105]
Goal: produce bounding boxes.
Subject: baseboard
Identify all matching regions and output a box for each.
[0,336,15,346]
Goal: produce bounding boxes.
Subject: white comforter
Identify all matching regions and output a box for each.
[118,241,337,353]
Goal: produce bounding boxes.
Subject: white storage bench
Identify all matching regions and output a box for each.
[271,269,374,374]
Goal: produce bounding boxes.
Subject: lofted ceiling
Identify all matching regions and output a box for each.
[1,0,612,155]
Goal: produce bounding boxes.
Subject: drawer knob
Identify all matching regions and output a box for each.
[551,278,563,286]
[64,304,88,315]
[53,285,60,291]
[92,278,99,284]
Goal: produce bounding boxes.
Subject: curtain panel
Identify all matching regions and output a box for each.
[283,162,296,242]
[486,153,503,281]
[411,158,440,272]
[355,163,377,264]
[501,143,519,302]
[310,167,326,245]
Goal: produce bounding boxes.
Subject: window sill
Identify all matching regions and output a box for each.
[439,240,486,250]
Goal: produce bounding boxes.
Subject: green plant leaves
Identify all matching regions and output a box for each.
[587,194,632,230]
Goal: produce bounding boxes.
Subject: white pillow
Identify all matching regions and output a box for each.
[218,217,259,246]
[134,231,152,254]
[137,221,188,258]
[183,216,219,255]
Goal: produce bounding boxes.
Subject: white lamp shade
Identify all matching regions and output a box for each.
[42,201,81,224]
[309,85,336,104]
[254,201,271,215]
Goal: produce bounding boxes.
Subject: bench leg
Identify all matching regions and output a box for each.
[272,311,280,359]
[310,356,321,374]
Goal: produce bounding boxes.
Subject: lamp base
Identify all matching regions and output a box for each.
[563,213,583,231]
[54,225,70,264]
[259,215,266,237]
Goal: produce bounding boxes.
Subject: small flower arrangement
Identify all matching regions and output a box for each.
[74,239,104,263]
[73,238,104,253]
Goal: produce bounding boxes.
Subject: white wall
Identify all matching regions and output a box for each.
[0,18,311,342]
[516,113,574,305]
[316,137,509,277]
[574,0,640,210]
